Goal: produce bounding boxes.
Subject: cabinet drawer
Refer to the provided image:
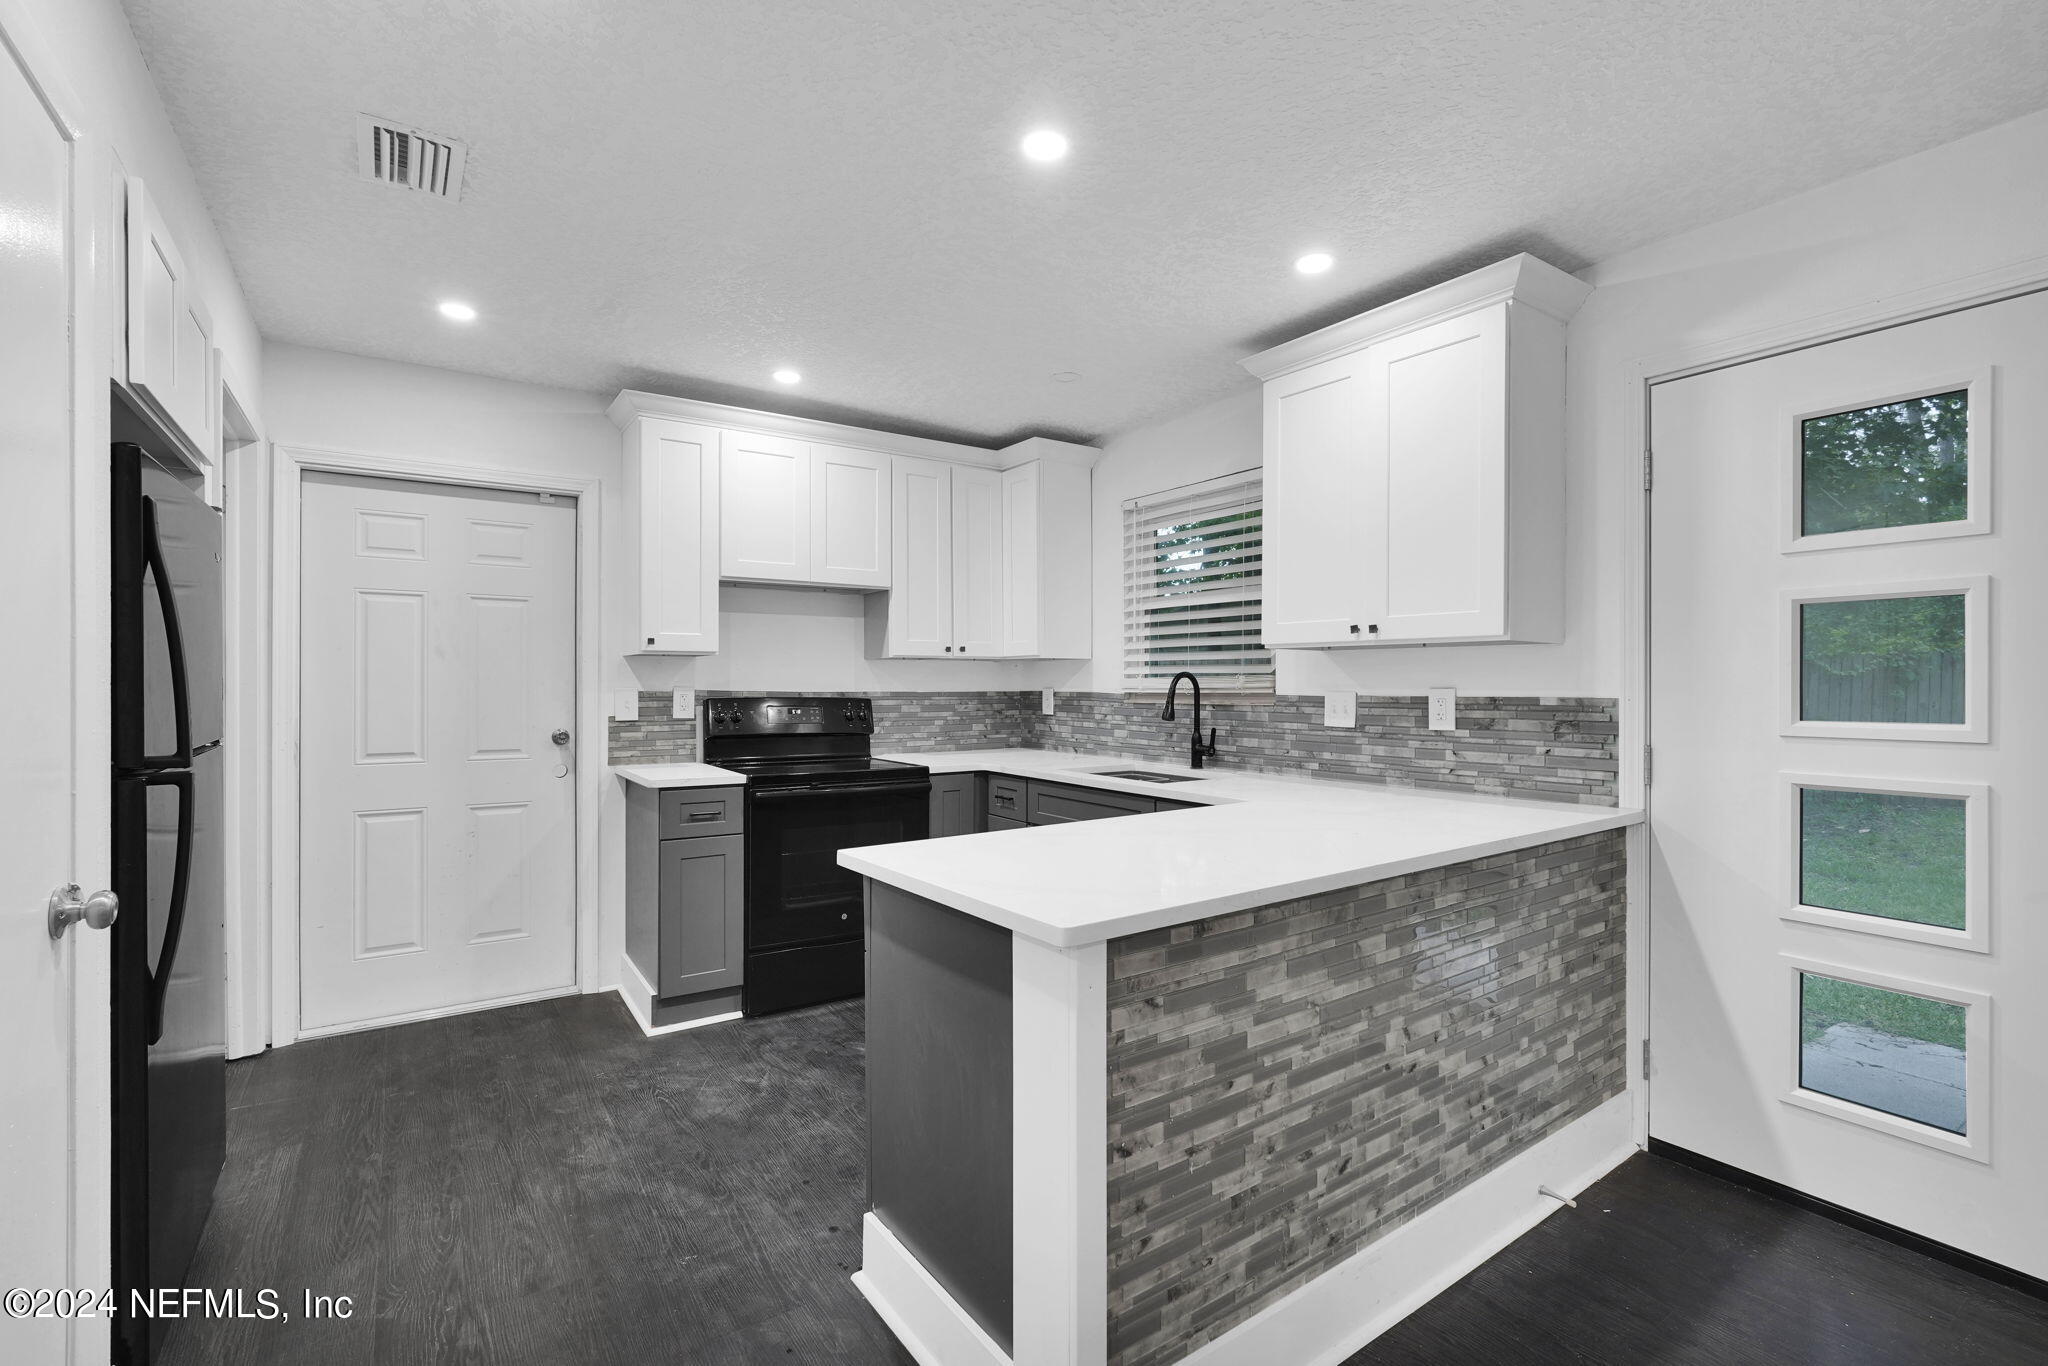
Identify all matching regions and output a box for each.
[1026,780,1155,825]
[659,787,743,839]
[986,775,1026,821]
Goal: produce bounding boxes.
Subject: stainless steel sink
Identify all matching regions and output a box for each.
[1088,768,1204,784]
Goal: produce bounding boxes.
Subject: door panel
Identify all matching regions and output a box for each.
[811,443,890,587]
[1374,306,1506,641]
[0,28,91,1360]
[1262,354,1377,646]
[889,456,951,656]
[659,834,743,996]
[720,430,810,581]
[1649,291,2045,1274]
[299,474,578,1033]
[952,465,1004,656]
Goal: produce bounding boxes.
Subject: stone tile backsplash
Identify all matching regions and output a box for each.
[1104,830,1628,1366]
[609,689,1618,805]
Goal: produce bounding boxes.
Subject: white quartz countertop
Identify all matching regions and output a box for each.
[841,748,1641,948]
[612,762,746,789]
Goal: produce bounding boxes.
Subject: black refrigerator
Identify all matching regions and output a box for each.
[111,442,227,1366]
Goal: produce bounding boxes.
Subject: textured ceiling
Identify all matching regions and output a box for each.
[125,0,2046,446]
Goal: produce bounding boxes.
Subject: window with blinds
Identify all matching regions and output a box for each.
[1122,469,1272,695]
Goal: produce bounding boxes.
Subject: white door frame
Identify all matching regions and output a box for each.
[1621,251,2048,1149]
[268,443,604,1047]
[0,1,114,1359]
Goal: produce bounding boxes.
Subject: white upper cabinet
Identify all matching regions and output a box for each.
[124,177,217,462]
[810,444,891,587]
[720,430,811,582]
[621,416,720,655]
[1243,253,1588,649]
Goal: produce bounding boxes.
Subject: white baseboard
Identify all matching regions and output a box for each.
[1173,1092,1637,1366]
[852,1213,1011,1366]
[614,957,742,1039]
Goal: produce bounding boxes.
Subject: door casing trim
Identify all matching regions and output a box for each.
[269,443,604,1047]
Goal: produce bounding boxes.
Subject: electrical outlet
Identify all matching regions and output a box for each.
[1428,687,1457,731]
[1323,692,1356,728]
[672,687,695,720]
[1041,689,1056,716]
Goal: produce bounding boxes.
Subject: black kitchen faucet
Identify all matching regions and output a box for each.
[1160,671,1219,770]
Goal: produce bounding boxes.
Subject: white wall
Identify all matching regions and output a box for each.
[1087,107,2048,703]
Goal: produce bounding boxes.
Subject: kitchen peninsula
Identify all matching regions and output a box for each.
[843,753,1641,1366]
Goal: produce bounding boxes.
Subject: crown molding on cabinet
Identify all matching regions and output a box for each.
[606,390,1099,471]
[1240,253,1594,381]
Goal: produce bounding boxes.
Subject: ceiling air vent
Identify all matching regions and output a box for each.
[355,114,467,200]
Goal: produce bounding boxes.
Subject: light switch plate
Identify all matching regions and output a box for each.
[1428,687,1457,731]
[612,689,640,723]
[672,687,695,720]
[1323,692,1356,728]
[1042,689,1056,716]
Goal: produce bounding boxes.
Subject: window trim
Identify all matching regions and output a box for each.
[1779,772,1990,953]
[1121,468,1272,698]
[1780,954,1990,1163]
[1779,575,1989,743]
[1782,367,1994,554]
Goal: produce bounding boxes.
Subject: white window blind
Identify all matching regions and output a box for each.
[1122,469,1272,695]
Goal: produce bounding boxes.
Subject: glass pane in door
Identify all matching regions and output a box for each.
[1799,788,1967,929]
[1801,390,1968,536]
[1799,594,1965,724]
[1799,972,1966,1134]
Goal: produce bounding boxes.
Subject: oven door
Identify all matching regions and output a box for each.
[745,778,931,951]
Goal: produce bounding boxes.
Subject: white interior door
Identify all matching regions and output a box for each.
[1649,290,2046,1275]
[2,23,106,1363]
[299,473,578,1035]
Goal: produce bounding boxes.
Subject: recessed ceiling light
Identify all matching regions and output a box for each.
[772,368,801,385]
[1020,129,1069,163]
[437,299,478,321]
[1294,252,1334,276]
[1051,371,1082,383]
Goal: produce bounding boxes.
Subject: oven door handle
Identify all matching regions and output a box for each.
[749,779,933,802]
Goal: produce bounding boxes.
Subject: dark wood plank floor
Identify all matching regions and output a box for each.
[164,993,914,1366]
[1349,1152,2048,1366]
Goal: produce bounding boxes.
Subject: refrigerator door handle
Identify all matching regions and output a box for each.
[140,496,193,769]
[144,769,195,1046]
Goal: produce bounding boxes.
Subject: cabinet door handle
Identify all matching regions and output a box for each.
[687,810,719,822]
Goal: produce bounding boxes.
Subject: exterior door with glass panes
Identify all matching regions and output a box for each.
[1648,289,2043,1276]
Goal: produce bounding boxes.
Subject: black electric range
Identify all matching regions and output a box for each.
[703,696,930,1015]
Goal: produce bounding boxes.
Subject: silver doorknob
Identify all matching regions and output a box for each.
[552,728,571,746]
[49,884,119,940]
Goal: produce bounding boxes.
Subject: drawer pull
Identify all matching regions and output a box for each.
[687,811,719,822]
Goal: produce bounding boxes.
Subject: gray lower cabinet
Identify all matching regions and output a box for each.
[658,834,744,995]
[930,773,983,838]
[625,783,746,1027]
[1025,779,1156,825]
[986,813,1027,832]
